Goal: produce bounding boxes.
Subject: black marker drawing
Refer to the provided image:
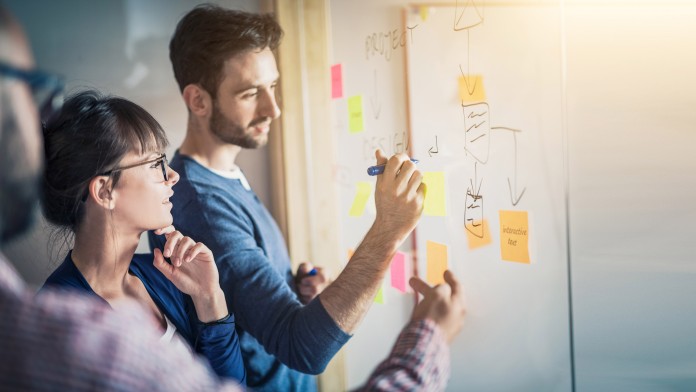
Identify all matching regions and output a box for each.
[464,162,485,238]
[462,102,490,164]
[458,29,478,97]
[453,0,484,31]
[428,135,439,157]
[491,126,526,206]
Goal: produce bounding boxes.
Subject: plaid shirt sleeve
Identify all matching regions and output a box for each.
[0,255,242,392]
[357,319,451,392]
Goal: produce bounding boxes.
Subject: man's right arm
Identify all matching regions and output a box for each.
[320,150,425,333]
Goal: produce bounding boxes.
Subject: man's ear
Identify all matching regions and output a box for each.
[88,176,116,210]
[182,84,212,118]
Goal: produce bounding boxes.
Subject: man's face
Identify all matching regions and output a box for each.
[0,18,42,244]
[208,47,281,149]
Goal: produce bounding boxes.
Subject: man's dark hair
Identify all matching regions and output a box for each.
[169,4,283,97]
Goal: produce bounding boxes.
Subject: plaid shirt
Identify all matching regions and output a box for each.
[0,253,449,391]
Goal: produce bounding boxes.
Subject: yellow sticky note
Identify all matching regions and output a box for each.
[426,240,448,285]
[419,6,429,22]
[374,286,385,304]
[347,248,355,262]
[499,210,530,263]
[465,219,492,250]
[422,172,446,216]
[348,95,364,133]
[349,182,372,217]
[458,75,486,103]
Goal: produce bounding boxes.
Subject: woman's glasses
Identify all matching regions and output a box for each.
[0,62,64,122]
[99,154,169,182]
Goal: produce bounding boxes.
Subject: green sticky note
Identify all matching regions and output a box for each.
[374,286,385,304]
[348,95,364,133]
[422,172,446,216]
[349,181,372,217]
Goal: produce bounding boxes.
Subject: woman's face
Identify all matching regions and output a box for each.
[110,150,179,233]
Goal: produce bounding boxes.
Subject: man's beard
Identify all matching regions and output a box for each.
[209,102,269,149]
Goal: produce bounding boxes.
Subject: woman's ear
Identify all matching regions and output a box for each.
[182,84,212,118]
[88,176,116,210]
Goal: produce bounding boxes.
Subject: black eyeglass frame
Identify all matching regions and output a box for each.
[0,61,65,121]
[98,154,169,182]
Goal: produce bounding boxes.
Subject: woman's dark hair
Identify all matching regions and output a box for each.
[41,90,168,233]
[169,4,283,97]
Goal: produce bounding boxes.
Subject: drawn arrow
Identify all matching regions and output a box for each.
[428,135,439,157]
[496,129,526,206]
[370,69,382,120]
[458,29,477,97]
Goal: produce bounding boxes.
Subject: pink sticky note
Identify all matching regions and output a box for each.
[390,251,409,293]
[331,64,343,98]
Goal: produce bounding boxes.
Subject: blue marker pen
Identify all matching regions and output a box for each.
[367,158,419,176]
[307,268,318,276]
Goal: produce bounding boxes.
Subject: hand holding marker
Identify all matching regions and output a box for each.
[367,158,420,176]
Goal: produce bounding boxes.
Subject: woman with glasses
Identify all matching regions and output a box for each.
[38,90,246,384]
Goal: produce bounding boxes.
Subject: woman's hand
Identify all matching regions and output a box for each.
[152,226,227,322]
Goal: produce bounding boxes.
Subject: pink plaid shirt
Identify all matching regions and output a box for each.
[0,253,449,391]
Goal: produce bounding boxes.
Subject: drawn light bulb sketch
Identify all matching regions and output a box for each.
[464,163,485,238]
[453,0,484,31]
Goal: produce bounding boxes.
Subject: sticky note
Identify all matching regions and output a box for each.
[374,286,385,304]
[331,64,343,99]
[419,6,429,22]
[426,240,448,285]
[349,182,372,217]
[348,95,364,133]
[465,219,492,250]
[458,75,486,103]
[422,172,446,216]
[390,251,409,293]
[347,248,355,261]
[499,210,530,263]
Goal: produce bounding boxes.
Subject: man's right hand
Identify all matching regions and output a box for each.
[410,270,466,343]
[372,149,425,244]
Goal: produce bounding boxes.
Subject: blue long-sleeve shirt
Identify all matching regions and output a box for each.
[41,251,246,384]
[149,152,351,392]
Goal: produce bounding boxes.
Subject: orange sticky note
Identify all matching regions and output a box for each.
[458,75,486,103]
[348,95,364,133]
[422,172,446,216]
[426,240,448,285]
[390,251,409,293]
[349,182,372,217]
[499,210,530,263]
[465,219,492,250]
[374,286,385,304]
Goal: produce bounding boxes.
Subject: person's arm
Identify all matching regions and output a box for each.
[0,266,242,391]
[357,270,466,392]
[151,227,245,382]
[320,150,425,333]
[151,190,349,375]
[149,150,423,374]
